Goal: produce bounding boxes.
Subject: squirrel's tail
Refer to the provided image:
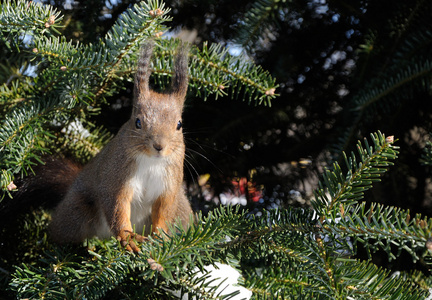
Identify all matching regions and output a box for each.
[0,157,81,226]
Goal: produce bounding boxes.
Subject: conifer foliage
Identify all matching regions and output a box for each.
[1,0,432,299]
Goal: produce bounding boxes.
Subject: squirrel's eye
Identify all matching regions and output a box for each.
[176,120,182,131]
[135,118,142,129]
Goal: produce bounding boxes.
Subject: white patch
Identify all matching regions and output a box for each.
[129,154,167,232]
[426,288,432,300]
[171,263,252,300]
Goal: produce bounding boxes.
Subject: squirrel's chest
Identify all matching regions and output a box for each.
[128,154,167,225]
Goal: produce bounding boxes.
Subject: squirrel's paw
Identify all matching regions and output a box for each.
[117,230,148,253]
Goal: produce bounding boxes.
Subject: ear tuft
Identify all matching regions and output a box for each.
[171,41,190,100]
[135,40,155,97]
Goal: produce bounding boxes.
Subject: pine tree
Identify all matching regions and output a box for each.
[2,1,432,299]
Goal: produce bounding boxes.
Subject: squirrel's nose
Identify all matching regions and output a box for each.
[153,143,163,152]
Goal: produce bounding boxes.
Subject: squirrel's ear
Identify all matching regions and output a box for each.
[134,40,155,99]
[170,42,189,101]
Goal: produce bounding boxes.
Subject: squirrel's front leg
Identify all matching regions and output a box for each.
[108,188,147,253]
[151,193,176,235]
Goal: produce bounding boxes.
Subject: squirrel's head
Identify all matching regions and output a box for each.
[129,40,189,158]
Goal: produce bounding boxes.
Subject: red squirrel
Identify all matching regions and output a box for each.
[48,41,193,252]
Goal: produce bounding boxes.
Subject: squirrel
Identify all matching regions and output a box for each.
[8,41,193,253]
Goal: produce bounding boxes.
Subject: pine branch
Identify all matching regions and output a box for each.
[140,206,248,275]
[75,250,134,299]
[330,259,427,299]
[311,131,399,219]
[9,245,135,299]
[0,101,60,178]
[353,58,432,113]
[8,206,250,299]
[0,0,63,46]
[94,0,172,99]
[324,202,430,262]
[218,208,327,298]
[221,208,317,255]
[304,132,432,285]
[150,39,278,105]
[31,0,171,103]
[7,191,432,298]
[233,205,429,298]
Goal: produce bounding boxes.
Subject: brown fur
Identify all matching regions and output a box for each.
[49,41,192,252]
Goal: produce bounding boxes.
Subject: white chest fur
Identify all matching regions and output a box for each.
[129,154,167,230]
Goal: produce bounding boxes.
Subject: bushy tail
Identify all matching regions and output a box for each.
[0,157,81,226]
